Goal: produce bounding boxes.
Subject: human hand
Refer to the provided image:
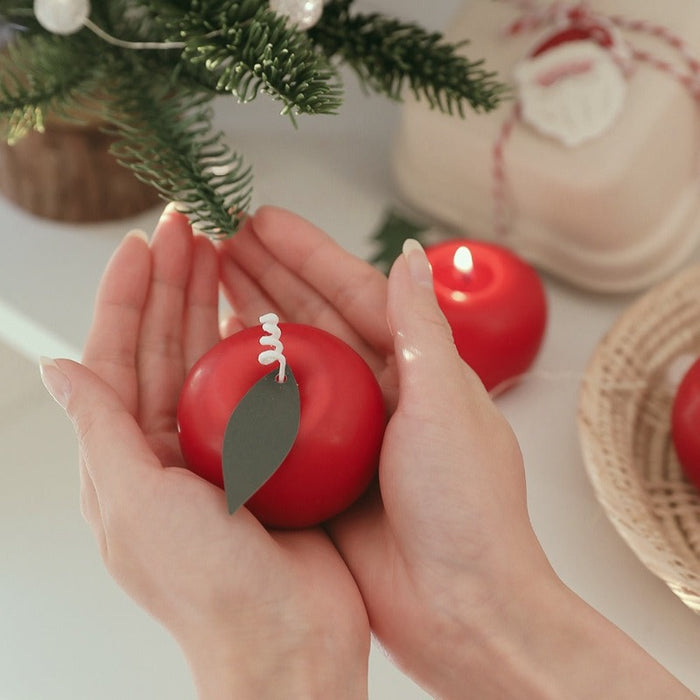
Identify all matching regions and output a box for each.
[333,238,558,695]
[40,205,369,700]
[217,205,541,656]
[219,208,696,699]
[217,207,545,688]
[358,241,697,699]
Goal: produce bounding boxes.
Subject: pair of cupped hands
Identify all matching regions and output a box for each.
[40,205,694,700]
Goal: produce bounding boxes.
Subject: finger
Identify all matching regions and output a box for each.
[223,225,382,368]
[387,240,495,422]
[219,242,280,327]
[221,207,391,368]
[137,205,194,434]
[222,216,366,349]
[387,242,527,521]
[41,357,161,517]
[227,220,368,350]
[82,230,152,416]
[183,234,221,369]
[220,216,315,320]
[79,460,107,558]
[255,207,393,355]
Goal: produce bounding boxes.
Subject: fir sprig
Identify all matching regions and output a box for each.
[370,209,430,273]
[312,1,507,115]
[106,67,252,235]
[154,0,343,116]
[0,32,103,143]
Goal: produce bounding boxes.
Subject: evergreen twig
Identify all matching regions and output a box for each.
[312,1,508,115]
[370,209,430,273]
[0,32,103,143]
[152,0,344,115]
[106,67,252,235]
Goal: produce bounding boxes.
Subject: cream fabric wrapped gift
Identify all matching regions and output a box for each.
[392,0,700,292]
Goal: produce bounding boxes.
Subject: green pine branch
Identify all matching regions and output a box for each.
[149,0,343,116]
[370,209,430,273]
[0,32,104,143]
[105,65,252,236]
[312,2,507,115]
[0,0,508,237]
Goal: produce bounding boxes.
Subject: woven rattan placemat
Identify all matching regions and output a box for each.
[578,264,700,612]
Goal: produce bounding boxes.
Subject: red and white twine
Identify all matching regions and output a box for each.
[492,0,700,237]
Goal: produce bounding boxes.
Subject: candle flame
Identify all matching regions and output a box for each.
[453,246,474,274]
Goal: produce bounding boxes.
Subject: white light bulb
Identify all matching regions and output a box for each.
[269,0,324,31]
[34,0,91,35]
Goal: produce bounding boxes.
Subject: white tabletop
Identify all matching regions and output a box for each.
[1,1,699,697]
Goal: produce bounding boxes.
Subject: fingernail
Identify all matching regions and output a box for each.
[39,357,71,409]
[402,239,433,287]
[125,228,148,243]
[162,201,185,219]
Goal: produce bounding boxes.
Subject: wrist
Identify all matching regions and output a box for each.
[180,626,368,700]
[410,566,694,700]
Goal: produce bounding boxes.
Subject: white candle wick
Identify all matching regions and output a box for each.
[258,313,287,382]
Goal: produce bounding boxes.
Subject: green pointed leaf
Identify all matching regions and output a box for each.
[222,368,300,515]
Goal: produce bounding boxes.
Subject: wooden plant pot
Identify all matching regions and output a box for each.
[0,121,161,222]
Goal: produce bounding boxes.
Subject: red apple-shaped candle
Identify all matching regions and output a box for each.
[426,240,547,392]
[177,315,386,529]
[672,356,700,490]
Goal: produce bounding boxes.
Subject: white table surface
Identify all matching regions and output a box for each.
[1,1,699,697]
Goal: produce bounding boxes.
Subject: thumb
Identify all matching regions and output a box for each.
[387,239,491,413]
[40,358,161,497]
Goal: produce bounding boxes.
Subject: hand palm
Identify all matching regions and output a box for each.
[80,209,369,657]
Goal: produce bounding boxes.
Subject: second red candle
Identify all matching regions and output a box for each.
[426,240,547,392]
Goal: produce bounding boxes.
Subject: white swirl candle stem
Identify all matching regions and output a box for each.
[258,313,287,383]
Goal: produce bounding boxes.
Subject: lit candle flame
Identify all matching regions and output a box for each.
[453,246,474,275]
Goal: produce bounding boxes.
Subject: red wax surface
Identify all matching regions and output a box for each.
[177,324,386,529]
[672,357,700,490]
[426,240,548,392]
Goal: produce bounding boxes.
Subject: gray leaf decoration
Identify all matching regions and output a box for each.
[222,368,300,515]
